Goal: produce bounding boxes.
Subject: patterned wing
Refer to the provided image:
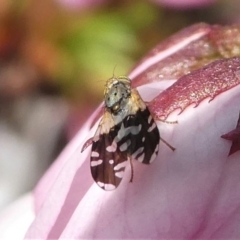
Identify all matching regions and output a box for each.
[90,115,128,191]
[122,107,160,164]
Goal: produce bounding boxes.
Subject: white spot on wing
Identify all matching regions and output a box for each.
[114,161,127,171]
[149,153,157,163]
[105,184,116,190]
[148,115,152,124]
[109,159,114,164]
[97,181,116,190]
[115,123,142,142]
[106,141,117,152]
[115,171,125,178]
[119,140,131,151]
[137,153,145,162]
[132,147,144,159]
[116,123,127,140]
[131,124,142,135]
[149,145,159,163]
[148,122,156,132]
[91,151,99,157]
[91,159,103,167]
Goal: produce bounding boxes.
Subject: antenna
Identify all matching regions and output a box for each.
[112,65,117,78]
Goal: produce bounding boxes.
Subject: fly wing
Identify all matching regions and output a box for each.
[124,107,160,164]
[90,112,128,191]
[120,88,160,164]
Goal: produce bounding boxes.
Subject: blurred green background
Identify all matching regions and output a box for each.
[1,0,238,108]
[0,0,239,211]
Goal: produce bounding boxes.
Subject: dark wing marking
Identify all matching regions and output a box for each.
[90,122,128,191]
[90,107,159,190]
[122,107,160,164]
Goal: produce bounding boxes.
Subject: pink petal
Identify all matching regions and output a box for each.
[26,23,240,238]
[150,0,216,9]
[221,112,240,156]
[57,0,108,10]
[0,193,35,239]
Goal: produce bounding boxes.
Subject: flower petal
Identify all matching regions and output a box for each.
[150,0,216,9]
[26,23,240,239]
[0,193,35,240]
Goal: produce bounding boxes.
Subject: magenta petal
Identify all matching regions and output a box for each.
[26,24,240,239]
[149,57,240,119]
[221,112,240,156]
[150,0,216,9]
[27,80,240,239]
[57,0,108,10]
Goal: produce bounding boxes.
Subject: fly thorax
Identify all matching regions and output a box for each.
[104,81,131,117]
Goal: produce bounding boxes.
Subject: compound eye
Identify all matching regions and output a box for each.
[112,103,120,112]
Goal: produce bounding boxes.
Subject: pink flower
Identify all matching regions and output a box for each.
[56,0,108,10]
[150,0,216,9]
[56,0,216,10]
[2,23,240,239]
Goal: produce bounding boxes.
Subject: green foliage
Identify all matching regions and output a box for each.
[56,1,159,99]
